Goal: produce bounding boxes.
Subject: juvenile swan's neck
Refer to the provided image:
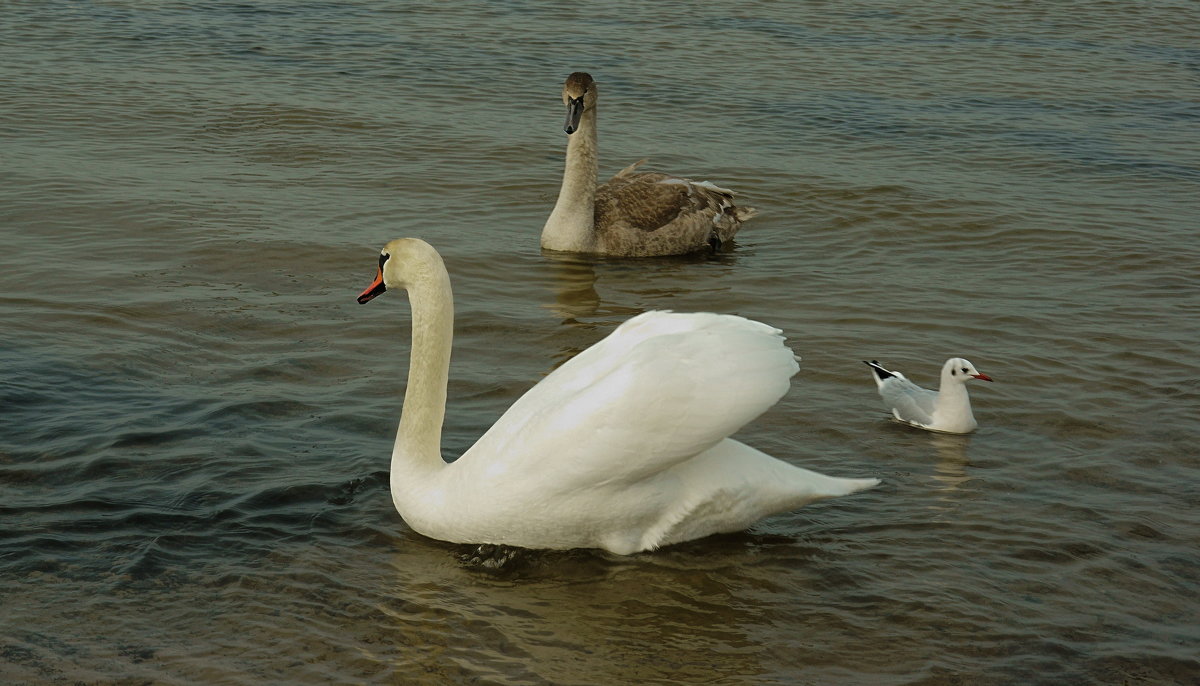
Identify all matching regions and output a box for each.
[392,258,455,478]
[541,105,599,252]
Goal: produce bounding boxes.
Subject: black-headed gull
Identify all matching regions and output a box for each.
[864,358,993,434]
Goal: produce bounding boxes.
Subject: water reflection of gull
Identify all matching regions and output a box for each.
[928,433,971,494]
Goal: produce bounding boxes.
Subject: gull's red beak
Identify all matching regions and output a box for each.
[357,267,386,304]
[972,372,994,382]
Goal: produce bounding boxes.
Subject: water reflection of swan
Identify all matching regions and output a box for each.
[542,249,742,324]
[542,252,603,320]
[357,238,879,555]
[382,542,769,683]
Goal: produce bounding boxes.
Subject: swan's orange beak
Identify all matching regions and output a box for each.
[357,267,386,304]
[972,372,994,382]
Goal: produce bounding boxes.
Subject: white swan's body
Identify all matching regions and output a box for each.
[541,72,756,257]
[358,238,878,555]
[864,358,994,434]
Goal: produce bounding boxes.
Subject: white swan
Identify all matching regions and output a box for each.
[540,72,757,257]
[864,358,994,434]
[357,238,879,555]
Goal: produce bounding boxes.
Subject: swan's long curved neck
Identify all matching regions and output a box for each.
[541,105,599,252]
[392,262,455,478]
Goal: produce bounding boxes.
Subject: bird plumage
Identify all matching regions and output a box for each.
[864,358,993,434]
[541,72,755,256]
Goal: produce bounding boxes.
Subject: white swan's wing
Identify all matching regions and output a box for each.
[460,311,799,490]
[878,376,937,427]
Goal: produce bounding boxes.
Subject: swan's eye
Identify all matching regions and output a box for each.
[378,252,390,269]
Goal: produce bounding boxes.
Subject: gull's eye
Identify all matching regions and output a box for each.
[961,367,969,373]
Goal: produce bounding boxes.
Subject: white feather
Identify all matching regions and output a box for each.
[866,358,993,434]
[369,239,879,554]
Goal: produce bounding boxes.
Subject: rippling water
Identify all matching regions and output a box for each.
[3,1,1198,684]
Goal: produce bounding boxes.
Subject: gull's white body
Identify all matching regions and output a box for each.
[361,239,878,555]
[541,72,756,256]
[864,358,993,434]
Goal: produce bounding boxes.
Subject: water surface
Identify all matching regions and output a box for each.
[2,1,1198,684]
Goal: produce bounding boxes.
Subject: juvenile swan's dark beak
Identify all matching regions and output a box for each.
[563,96,585,134]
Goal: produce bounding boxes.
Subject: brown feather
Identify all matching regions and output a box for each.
[595,172,688,232]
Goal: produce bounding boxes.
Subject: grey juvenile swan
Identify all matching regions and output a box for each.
[540,72,757,256]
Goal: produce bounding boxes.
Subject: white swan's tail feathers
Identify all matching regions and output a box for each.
[832,476,882,496]
[779,463,881,503]
[794,470,881,500]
